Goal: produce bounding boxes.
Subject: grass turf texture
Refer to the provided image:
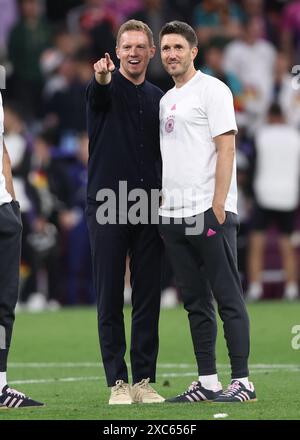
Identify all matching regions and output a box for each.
[0,301,299,420]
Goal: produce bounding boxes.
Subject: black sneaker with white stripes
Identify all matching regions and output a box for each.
[165,381,223,403]
[213,380,257,403]
[0,385,44,409]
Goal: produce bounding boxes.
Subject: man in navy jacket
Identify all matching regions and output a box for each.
[86,20,164,404]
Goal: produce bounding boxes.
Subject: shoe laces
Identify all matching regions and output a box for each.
[220,381,241,397]
[135,378,157,396]
[113,380,129,396]
[180,381,199,396]
[6,387,26,398]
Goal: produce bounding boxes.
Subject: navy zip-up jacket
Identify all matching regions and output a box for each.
[86,70,164,205]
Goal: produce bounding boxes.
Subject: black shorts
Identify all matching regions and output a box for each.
[251,204,296,235]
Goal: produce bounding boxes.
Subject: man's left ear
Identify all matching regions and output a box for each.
[191,46,198,61]
[150,46,156,59]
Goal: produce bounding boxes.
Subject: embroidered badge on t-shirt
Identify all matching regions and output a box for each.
[165,115,175,133]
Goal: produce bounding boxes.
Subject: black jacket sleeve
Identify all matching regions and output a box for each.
[86,76,113,112]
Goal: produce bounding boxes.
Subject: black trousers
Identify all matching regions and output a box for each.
[86,204,162,386]
[159,208,250,379]
[0,201,22,371]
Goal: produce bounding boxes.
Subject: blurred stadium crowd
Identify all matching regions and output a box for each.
[1,0,300,310]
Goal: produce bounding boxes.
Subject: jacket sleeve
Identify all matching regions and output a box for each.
[86,76,113,112]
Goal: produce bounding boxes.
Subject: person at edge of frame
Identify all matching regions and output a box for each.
[0,89,44,409]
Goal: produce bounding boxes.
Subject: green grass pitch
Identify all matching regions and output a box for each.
[0,301,300,420]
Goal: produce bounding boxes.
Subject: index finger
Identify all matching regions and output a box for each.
[105,53,111,63]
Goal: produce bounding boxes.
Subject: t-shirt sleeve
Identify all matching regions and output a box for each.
[159,97,163,119]
[205,79,238,138]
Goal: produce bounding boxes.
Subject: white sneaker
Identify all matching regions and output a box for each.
[131,378,165,403]
[161,287,178,309]
[246,282,263,302]
[284,283,299,301]
[109,380,133,405]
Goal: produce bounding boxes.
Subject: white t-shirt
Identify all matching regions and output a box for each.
[224,39,276,133]
[224,40,276,114]
[0,91,13,205]
[159,70,238,218]
[278,74,300,130]
[254,123,300,211]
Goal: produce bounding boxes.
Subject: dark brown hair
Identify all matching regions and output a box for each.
[159,21,198,48]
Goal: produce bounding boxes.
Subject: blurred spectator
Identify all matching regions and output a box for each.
[166,0,199,22]
[66,0,143,37]
[89,16,117,65]
[45,0,82,21]
[53,25,82,57]
[66,0,117,61]
[107,0,143,25]
[26,129,77,309]
[40,26,88,102]
[193,0,243,47]
[40,48,66,100]
[247,103,300,301]
[242,0,279,46]
[272,51,300,130]
[66,0,116,34]
[0,0,18,56]
[43,51,92,146]
[281,0,300,64]
[224,16,276,134]
[131,0,177,90]
[60,132,95,304]
[3,101,32,212]
[7,0,52,120]
[235,147,252,280]
[202,43,244,117]
[3,101,40,306]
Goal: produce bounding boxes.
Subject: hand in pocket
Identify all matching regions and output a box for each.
[212,205,226,225]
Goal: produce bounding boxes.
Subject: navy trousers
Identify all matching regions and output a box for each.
[86,204,162,386]
[159,208,250,379]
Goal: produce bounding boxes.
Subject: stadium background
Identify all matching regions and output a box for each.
[0,0,300,421]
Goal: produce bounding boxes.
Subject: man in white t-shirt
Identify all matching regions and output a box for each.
[247,103,300,301]
[158,21,256,403]
[223,17,276,134]
[0,90,43,408]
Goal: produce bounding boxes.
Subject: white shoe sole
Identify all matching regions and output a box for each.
[109,400,133,405]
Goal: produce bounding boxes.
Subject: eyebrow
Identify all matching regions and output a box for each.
[162,44,184,49]
[122,43,147,48]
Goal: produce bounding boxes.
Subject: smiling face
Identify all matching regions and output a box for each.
[116,30,155,84]
[160,34,198,82]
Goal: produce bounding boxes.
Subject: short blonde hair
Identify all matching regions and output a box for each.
[116,19,154,47]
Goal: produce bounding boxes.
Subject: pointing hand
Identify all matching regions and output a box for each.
[94,52,115,77]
